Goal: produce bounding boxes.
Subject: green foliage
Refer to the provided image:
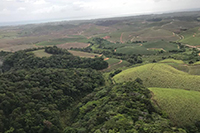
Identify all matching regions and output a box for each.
[65,81,185,132]
[109,69,122,77]
[0,68,104,133]
[45,46,71,55]
[1,47,108,71]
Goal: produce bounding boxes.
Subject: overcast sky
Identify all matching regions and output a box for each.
[1,0,200,23]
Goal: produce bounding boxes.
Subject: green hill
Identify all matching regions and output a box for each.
[149,87,200,127]
[113,63,200,91]
[63,82,185,133]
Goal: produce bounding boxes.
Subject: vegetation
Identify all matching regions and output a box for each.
[32,49,52,58]
[114,63,200,91]
[1,11,200,133]
[2,46,108,71]
[64,81,185,133]
[68,50,99,58]
[149,87,200,132]
[0,68,104,133]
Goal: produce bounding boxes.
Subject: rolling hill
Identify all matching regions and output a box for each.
[149,87,200,127]
[113,63,200,91]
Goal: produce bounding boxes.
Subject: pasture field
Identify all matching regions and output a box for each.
[149,87,200,127]
[36,37,88,46]
[188,65,200,75]
[104,60,130,72]
[32,49,52,57]
[143,41,179,51]
[194,61,200,65]
[68,50,99,58]
[57,42,89,49]
[0,44,39,52]
[159,59,185,64]
[116,46,156,55]
[130,28,179,42]
[105,58,121,66]
[179,27,200,45]
[159,59,200,75]
[106,32,122,42]
[113,63,200,91]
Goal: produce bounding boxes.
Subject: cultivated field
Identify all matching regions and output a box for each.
[149,87,200,127]
[68,50,99,58]
[57,42,89,49]
[114,63,200,91]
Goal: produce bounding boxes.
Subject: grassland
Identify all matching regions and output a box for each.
[32,49,52,57]
[159,59,185,64]
[103,58,130,72]
[179,27,200,46]
[159,59,200,75]
[68,50,99,58]
[113,63,200,91]
[149,87,200,127]
[0,44,40,52]
[57,42,89,49]
[36,37,89,46]
[116,46,156,55]
[143,41,179,51]
[130,28,179,42]
[105,58,121,66]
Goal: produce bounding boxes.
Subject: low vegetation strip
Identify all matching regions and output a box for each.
[68,50,99,58]
[149,87,200,127]
[32,49,52,57]
[159,59,185,64]
[114,63,200,91]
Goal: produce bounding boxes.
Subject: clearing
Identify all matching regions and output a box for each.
[32,49,52,58]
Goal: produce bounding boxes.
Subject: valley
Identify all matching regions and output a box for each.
[1,11,200,133]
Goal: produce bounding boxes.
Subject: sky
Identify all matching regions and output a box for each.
[1,0,200,23]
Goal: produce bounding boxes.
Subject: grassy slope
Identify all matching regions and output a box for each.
[143,41,178,51]
[180,27,200,45]
[114,63,200,91]
[160,59,200,75]
[32,49,52,57]
[105,58,120,65]
[149,87,200,127]
[116,46,156,55]
[36,37,88,46]
[104,58,130,72]
[159,59,185,64]
[68,50,99,58]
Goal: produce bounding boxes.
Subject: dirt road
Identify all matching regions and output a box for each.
[120,33,124,43]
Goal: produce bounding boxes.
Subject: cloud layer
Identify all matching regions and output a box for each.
[1,0,200,22]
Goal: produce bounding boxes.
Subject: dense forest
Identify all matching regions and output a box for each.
[0,46,195,133]
[2,46,108,72]
[0,47,107,133]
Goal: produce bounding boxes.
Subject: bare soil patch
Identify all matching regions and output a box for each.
[104,58,109,61]
[120,33,124,43]
[103,36,111,39]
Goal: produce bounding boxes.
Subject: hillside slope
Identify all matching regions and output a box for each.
[149,87,200,128]
[114,63,200,91]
